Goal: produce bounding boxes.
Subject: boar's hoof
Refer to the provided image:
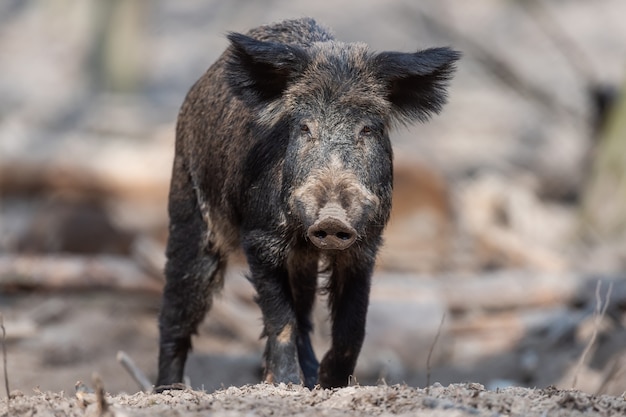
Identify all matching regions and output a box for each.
[307,218,356,250]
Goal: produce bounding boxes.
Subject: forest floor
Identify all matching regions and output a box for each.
[4,381,626,417]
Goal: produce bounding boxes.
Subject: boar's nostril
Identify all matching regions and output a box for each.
[336,231,352,241]
[313,230,328,239]
[307,217,357,250]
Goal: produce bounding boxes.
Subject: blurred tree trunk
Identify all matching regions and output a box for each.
[90,0,147,93]
[581,76,626,242]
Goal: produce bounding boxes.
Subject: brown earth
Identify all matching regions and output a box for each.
[4,383,626,417]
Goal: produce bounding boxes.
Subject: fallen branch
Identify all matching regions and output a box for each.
[443,272,582,312]
[0,254,163,294]
[131,236,166,282]
[0,159,168,203]
[0,318,37,342]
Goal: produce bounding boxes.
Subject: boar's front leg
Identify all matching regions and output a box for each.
[244,233,302,386]
[318,258,373,388]
[287,250,320,388]
[156,156,226,391]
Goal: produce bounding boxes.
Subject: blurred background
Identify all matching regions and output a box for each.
[1,0,626,396]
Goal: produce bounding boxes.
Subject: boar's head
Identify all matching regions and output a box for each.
[226,32,459,251]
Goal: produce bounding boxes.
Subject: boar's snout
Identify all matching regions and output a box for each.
[308,218,356,250]
[307,203,357,250]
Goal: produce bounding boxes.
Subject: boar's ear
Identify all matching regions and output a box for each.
[374,47,460,125]
[226,32,310,105]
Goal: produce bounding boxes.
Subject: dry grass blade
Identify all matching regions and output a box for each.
[426,313,446,392]
[596,356,623,395]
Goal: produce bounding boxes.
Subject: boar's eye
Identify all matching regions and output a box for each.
[300,124,310,134]
[360,126,373,137]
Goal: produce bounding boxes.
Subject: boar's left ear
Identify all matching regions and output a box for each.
[374,47,460,125]
[226,32,311,106]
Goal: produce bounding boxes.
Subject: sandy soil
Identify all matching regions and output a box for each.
[3,383,626,417]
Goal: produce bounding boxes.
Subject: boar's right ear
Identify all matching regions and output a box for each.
[374,47,460,125]
[226,33,310,105]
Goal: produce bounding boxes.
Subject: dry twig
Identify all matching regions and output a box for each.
[519,0,597,84]
[117,351,153,393]
[93,373,114,417]
[0,314,9,415]
[408,3,584,124]
[572,280,613,389]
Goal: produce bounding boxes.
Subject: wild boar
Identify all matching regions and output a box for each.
[156,17,459,390]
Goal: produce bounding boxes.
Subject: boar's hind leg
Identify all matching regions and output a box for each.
[156,159,225,391]
[288,254,320,388]
[319,261,373,388]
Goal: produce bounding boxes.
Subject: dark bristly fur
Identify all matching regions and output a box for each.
[156,17,459,391]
